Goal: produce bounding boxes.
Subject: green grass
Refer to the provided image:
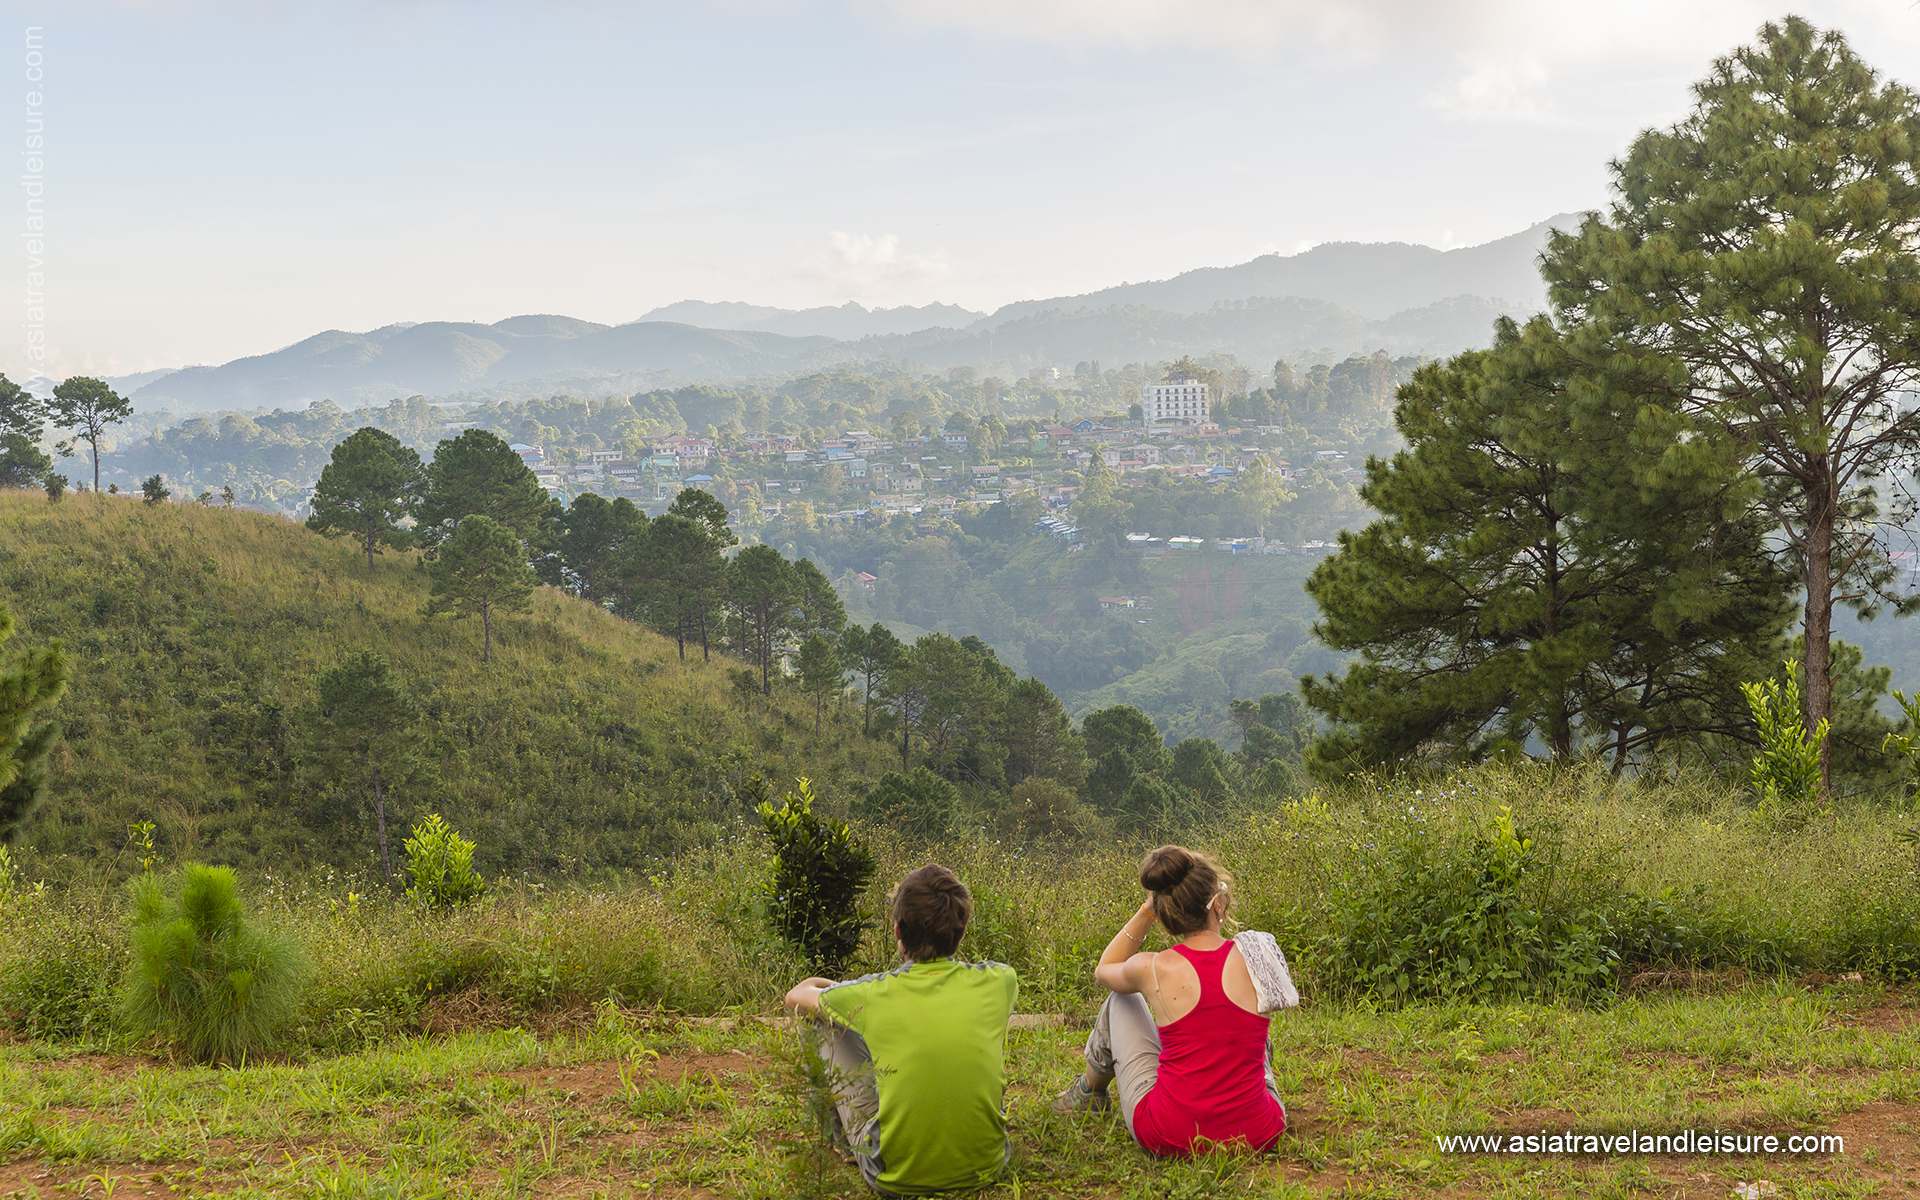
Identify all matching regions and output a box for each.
[0,489,894,881]
[1,983,1913,1198]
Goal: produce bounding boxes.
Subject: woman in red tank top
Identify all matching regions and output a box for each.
[1051,845,1287,1156]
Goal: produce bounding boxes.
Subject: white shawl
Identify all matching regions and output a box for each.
[1232,931,1300,1013]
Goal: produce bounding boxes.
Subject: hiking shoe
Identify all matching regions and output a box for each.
[1051,1075,1112,1114]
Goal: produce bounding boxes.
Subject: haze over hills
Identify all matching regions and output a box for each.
[638,300,987,340]
[128,215,1577,412]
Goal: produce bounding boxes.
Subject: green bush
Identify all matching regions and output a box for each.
[403,813,485,911]
[758,776,876,975]
[0,892,121,1040]
[120,864,308,1063]
[1742,667,1828,829]
[851,768,960,841]
[1317,803,1618,1003]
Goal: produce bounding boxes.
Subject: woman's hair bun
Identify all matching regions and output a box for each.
[1139,845,1194,893]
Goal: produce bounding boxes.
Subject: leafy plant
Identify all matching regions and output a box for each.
[757,775,875,975]
[1742,665,1829,828]
[120,864,308,1063]
[140,473,169,505]
[403,813,485,911]
[1318,804,1617,1003]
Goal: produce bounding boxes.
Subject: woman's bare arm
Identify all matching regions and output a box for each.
[1093,899,1156,994]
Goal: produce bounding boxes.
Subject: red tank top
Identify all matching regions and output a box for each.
[1130,941,1286,1156]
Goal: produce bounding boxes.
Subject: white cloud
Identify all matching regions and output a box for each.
[1425,56,1556,123]
[852,0,1525,60]
[791,232,955,300]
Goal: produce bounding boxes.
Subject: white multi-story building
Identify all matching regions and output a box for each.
[1142,373,1210,425]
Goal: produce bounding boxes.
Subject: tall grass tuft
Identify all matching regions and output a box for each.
[120,864,308,1062]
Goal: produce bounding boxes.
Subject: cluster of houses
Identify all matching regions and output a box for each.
[1122,533,1335,557]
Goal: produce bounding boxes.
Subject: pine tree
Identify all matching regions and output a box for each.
[308,651,423,888]
[48,376,131,494]
[1301,317,1794,776]
[552,492,646,603]
[424,515,536,663]
[415,429,556,552]
[795,634,843,734]
[306,427,427,571]
[727,545,799,695]
[0,601,68,843]
[625,513,724,661]
[1542,17,1920,790]
[840,622,903,735]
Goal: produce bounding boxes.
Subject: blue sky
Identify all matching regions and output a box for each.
[9,0,1920,379]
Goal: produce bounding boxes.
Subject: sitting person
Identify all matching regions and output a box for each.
[784,863,1019,1197]
[1053,845,1293,1156]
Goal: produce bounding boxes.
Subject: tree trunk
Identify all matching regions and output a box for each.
[699,604,710,662]
[373,762,393,890]
[91,438,101,492]
[863,673,873,735]
[365,521,376,571]
[814,693,823,735]
[1803,477,1837,795]
[900,716,910,770]
[482,602,494,663]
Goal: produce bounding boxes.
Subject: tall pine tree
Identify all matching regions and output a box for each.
[1302,316,1794,776]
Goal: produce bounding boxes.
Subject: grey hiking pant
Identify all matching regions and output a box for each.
[1081,991,1283,1141]
[814,1021,895,1196]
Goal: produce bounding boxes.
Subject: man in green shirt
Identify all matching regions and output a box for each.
[784,864,1019,1196]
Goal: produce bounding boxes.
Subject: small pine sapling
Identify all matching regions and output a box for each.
[120,864,308,1063]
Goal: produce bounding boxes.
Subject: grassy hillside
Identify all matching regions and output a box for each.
[0,490,892,881]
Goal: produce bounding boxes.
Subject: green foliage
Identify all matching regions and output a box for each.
[0,430,52,488]
[42,471,64,502]
[307,426,427,571]
[120,864,308,1063]
[48,375,132,492]
[415,427,556,552]
[308,652,425,888]
[794,634,843,735]
[757,776,875,974]
[140,473,170,506]
[1742,667,1829,828]
[1318,804,1617,1003]
[1303,317,1793,777]
[851,768,960,841]
[403,812,485,911]
[0,492,891,878]
[0,599,69,843]
[424,514,537,663]
[1542,17,1920,783]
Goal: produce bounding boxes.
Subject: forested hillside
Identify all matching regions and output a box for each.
[0,491,892,879]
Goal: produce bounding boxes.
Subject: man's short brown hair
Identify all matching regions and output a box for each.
[891,864,971,961]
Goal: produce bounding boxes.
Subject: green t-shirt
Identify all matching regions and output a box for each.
[818,957,1019,1196]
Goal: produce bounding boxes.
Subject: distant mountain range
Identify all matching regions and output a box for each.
[127,214,1581,412]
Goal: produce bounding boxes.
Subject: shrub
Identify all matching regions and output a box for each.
[1317,804,1617,1003]
[0,891,121,1040]
[851,768,959,841]
[403,813,485,911]
[1742,666,1828,829]
[120,864,307,1063]
[758,776,875,975]
[42,473,63,502]
[140,474,169,505]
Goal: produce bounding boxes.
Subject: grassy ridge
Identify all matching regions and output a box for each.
[0,490,891,880]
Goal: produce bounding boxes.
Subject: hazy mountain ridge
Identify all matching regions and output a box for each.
[639,299,986,340]
[972,215,1582,324]
[127,217,1573,411]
